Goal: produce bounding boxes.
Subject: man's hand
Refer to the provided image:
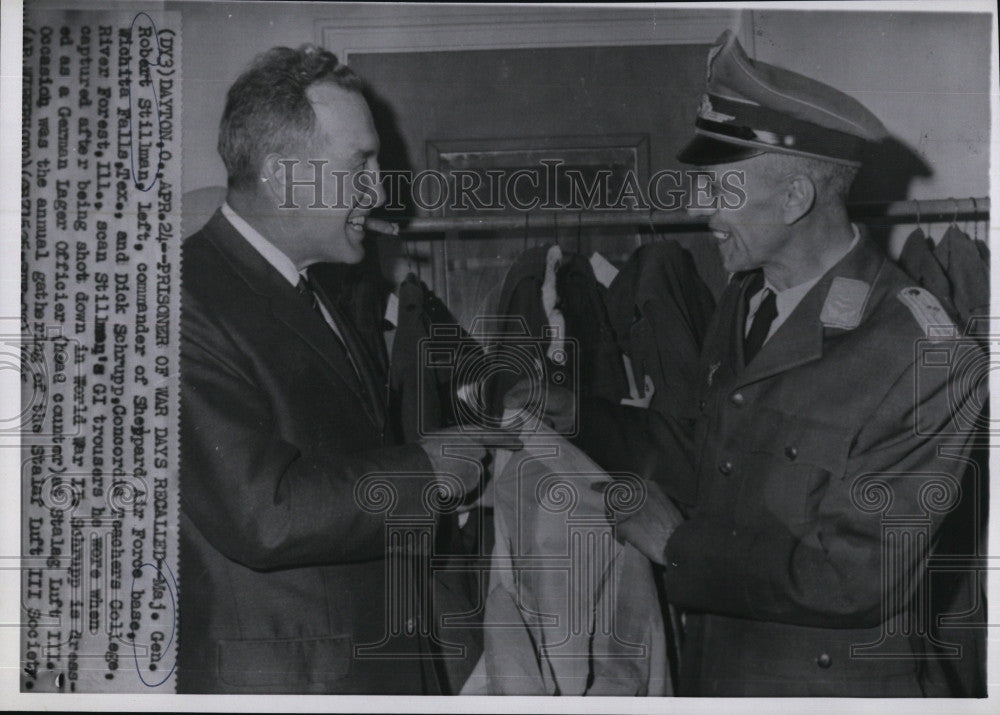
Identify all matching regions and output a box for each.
[594,478,684,566]
[502,376,576,434]
[418,427,522,501]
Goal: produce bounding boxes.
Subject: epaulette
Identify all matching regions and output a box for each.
[897,286,956,336]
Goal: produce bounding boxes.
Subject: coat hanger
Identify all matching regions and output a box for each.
[403,223,415,275]
[552,210,561,254]
[970,197,979,241]
[647,207,660,243]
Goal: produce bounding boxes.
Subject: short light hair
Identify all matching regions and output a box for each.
[760,153,858,205]
[218,45,365,190]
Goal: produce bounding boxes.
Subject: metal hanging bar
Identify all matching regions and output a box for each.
[394,196,990,234]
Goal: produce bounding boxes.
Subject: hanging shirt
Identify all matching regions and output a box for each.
[744,223,860,342]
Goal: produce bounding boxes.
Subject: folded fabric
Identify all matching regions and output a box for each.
[461,424,670,695]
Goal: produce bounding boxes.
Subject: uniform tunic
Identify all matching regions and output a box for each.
[660,235,981,696]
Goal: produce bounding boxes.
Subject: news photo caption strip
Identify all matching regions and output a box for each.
[20,6,181,692]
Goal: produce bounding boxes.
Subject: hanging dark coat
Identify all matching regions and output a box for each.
[490,246,625,417]
[605,240,716,422]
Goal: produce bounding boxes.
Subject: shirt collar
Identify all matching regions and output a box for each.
[762,223,860,300]
[221,202,301,287]
[746,223,861,333]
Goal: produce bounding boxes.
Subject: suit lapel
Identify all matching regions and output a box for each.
[307,274,387,429]
[200,210,381,428]
[735,271,758,370]
[267,290,382,427]
[736,285,824,388]
[733,234,884,390]
[700,276,744,390]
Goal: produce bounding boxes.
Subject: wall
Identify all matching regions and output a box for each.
[176,4,992,275]
[175,2,740,193]
[750,9,991,253]
[348,44,715,319]
[175,0,322,192]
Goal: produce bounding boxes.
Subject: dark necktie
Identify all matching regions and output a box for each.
[296,276,322,317]
[298,273,385,426]
[743,280,777,364]
[296,277,351,353]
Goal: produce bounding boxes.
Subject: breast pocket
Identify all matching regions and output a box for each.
[748,409,852,529]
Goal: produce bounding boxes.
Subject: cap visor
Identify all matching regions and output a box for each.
[676,134,764,165]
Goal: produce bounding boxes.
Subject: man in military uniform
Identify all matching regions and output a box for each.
[574,31,984,696]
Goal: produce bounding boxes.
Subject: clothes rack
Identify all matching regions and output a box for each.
[395,196,990,235]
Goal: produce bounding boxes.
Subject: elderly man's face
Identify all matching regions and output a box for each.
[287,82,383,265]
[704,155,792,275]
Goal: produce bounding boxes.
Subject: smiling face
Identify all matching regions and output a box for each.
[283,82,384,266]
[704,155,795,276]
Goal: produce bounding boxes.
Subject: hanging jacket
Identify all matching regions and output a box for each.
[489,246,566,416]
[896,227,959,320]
[556,252,630,403]
[490,245,625,418]
[605,240,716,422]
[932,224,990,325]
[387,273,472,442]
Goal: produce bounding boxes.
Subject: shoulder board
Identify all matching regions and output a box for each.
[897,287,956,336]
[820,277,870,330]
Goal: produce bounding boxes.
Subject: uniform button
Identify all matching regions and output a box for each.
[816,653,832,669]
[730,392,744,406]
[405,618,416,633]
[718,460,733,476]
[784,446,798,461]
[699,399,708,412]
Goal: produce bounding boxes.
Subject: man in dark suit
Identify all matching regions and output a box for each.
[178,45,499,694]
[567,31,984,696]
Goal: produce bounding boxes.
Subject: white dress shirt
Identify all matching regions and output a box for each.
[744,224,861,342]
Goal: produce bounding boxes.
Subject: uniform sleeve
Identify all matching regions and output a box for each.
[180,299,436,571]
[663,339,982,629]
[573,397,699,507]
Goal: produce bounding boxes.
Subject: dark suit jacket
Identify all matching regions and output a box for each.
[178,211,441,693]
